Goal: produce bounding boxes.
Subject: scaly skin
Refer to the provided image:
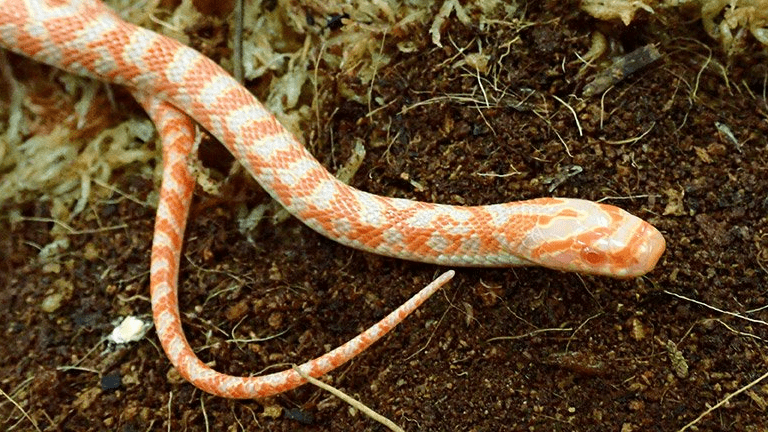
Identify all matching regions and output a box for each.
[0,0,665,398]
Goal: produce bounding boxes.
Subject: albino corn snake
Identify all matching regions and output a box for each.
[0,0,665,399]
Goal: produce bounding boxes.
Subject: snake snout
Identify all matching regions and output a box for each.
[612,220,666,278]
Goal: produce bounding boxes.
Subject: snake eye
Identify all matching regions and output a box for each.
[581,248,605,266]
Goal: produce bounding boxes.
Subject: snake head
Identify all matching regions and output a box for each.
[522,199,665,278]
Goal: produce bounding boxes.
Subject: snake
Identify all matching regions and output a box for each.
[0,0,665,398]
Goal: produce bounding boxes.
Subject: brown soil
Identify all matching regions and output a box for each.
[3,2,768,431]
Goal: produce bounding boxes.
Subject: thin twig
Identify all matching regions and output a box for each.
[0,387,42,432]
[233,0,244,83]
[291,365,405,432]
[552,94,583,136]
[487,327,573,343]
[678,368,768,431]
[664,290,768,326]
